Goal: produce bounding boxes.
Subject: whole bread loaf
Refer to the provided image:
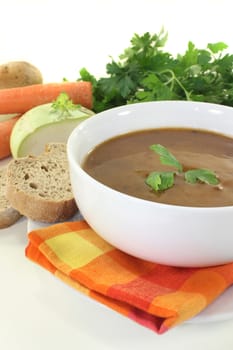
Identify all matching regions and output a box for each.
[6,143,78,223]
[0,167,21,228]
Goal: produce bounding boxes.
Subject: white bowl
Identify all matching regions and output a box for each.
[67,101,233,267]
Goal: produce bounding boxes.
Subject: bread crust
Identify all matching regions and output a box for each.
[0,206,22,229]
[6,183,77,222]
[0,167,21,228]
[6,143,78,223]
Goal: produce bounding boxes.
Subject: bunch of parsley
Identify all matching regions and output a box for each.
[78,29,233,113]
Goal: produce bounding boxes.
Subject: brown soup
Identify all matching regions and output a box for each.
[82,128,233,207]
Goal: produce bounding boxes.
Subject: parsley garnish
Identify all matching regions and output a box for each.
[146,144,220,192]
[185,169,220,185]
[145,171,175,191]
[149,144,183,173]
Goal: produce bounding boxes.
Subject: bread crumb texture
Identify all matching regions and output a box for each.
[0,168,10,209]
[11,158,73,201]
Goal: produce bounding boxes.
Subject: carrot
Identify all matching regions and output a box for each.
[0,81,93,114]
[0,115,21,159]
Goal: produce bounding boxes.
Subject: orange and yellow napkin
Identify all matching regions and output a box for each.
[25,220,233,334]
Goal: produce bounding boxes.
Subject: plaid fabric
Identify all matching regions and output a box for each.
[25,220,233,334]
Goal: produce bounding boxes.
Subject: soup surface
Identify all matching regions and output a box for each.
[82,128,233,207]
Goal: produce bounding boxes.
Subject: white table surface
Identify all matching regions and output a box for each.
[1,215,233,350]
[1,1,233,348]
[1,155,233,349]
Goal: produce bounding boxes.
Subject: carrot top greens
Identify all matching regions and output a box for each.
[78,29,233,112]
[145,144,220,192]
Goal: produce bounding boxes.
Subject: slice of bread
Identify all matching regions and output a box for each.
[0,167,21,228]
[6,143,78,223]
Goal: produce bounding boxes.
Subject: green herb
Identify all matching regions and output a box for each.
[51,92,80,116]
[146,144,220,192]
[145,171,175,191]
[185,169,219,185]
[78,29,233,112]
[150,144,183,172]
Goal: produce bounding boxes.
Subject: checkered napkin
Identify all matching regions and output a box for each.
[25,220,233,334]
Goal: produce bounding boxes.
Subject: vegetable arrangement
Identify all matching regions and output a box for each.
[0,80,92,160]
[1,29,233,160]
[78,29,233,112]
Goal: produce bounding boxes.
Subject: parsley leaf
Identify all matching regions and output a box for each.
[145,171,175,191]
[150,144,183,172]
[207,42,228,54]
[185,169,219,185]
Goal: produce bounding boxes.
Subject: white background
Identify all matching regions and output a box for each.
[0,0,232,82]
[1,1,233,349]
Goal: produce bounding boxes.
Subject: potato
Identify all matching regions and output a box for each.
[0,61,43,89]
